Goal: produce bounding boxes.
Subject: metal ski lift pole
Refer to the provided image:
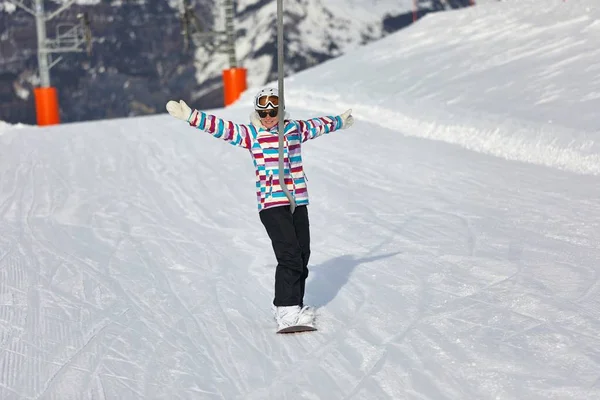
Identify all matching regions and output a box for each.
[276,0,296,213]
[8,0,91,125]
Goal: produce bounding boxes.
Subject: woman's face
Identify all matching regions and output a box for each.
[258,108,279,129]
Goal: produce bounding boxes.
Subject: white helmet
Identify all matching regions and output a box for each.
[254,87,279,110]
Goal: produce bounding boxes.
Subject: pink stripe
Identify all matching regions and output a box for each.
[242,125,251,148]
[225,121,234,141]
[265,157,288,163]
[259,136,280,143]
[272,178,294,186]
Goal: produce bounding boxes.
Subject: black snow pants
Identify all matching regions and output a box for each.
[259,205,311,307]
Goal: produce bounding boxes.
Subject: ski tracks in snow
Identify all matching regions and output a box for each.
[0,118,599,399]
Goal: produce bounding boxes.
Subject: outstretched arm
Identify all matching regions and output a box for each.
[166,100,254,149]
[296,109,354,142]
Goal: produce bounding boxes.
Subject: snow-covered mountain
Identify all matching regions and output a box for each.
[192,0,416,97]
[0,0,473,123]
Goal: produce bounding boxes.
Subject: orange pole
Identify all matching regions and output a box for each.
[222,67,247,106]
[34,87,60,126]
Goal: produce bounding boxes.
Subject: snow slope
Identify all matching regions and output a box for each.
[1,0,599,399]
[271,0,600,175]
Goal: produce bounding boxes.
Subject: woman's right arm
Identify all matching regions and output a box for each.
[167,100,254,149]
[189,109,254,149]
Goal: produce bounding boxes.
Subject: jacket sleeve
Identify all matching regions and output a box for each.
[189,110,254,149]
[294,115,343,143]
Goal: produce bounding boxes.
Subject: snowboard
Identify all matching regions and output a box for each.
[277,325,317,334]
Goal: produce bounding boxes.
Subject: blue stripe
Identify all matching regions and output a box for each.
[232,132,242,146]
[269,191,289,199]
[335,115,342,129]
[198,112,206,130]
[214,119,224,138]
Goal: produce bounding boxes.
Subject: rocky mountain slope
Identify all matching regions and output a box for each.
[0,0,473,124]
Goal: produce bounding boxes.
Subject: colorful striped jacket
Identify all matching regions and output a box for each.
[189,109,344,211]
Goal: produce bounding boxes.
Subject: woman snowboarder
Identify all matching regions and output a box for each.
[166,88,354,331]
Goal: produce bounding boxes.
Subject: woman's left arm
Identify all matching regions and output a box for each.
[296,109,354,142]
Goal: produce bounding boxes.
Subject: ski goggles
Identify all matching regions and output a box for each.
[255,95,279,110]
[257,109,278,118]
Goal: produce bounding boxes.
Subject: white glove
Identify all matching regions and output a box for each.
[340,109,354,129]
[166,99,193,122]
